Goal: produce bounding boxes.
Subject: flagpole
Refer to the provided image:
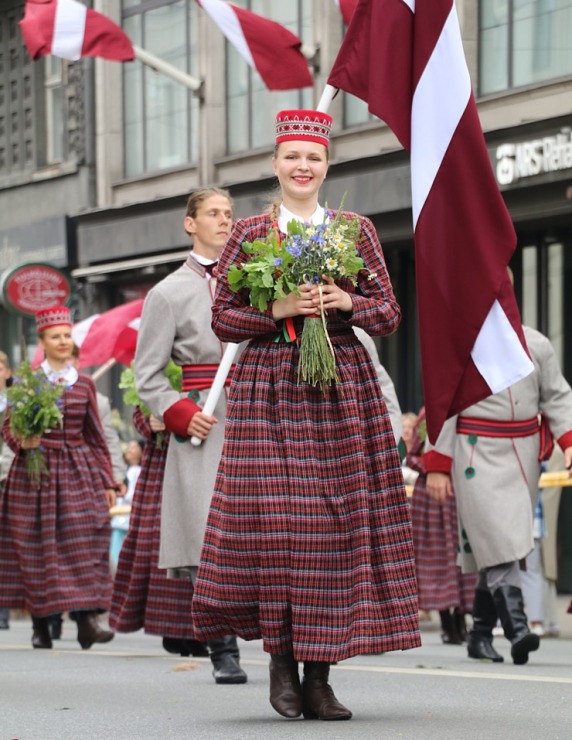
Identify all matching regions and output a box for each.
[316,84,338,113]
[133,45,203,95]
[91,358,117,382]
[190,342,240,447]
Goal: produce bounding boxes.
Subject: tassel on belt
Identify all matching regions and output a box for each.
[181,363,235,392]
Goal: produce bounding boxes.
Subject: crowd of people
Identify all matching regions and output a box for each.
[1,107,571,721]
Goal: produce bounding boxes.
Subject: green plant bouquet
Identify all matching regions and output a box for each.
[6,361,65,484]
[228,201,366,390]
[119,361,182,447]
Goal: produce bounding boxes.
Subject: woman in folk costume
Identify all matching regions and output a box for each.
[109,407,207,658]
[424,324,572,665]
[407,407,477,645]
[191,110,420,721]
[134,188,246,684]
[0,306,116,650]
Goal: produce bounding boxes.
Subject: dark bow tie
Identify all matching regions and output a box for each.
[204,261,218,277]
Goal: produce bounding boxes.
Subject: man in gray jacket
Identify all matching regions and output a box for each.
[424,325,572,665]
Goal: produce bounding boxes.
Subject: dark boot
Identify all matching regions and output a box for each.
[439,609,462,645]
[31,616,52,649]
[162,637,209,657]
[0,607,9,630]
[454,609,468,643]
[467,588,504,662]
[49,613,63,640]
[208,635,247,684]
[493,585,540,665]
[302,662,352,721]
[269,653,303,718]
[76,612,115,650]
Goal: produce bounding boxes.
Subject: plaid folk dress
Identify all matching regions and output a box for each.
[191,212,421,662]
[110,408,196,639]
[0,374,113,617]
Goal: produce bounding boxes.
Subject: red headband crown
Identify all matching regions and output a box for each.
[35,305,71,333]
[275,109,333,147]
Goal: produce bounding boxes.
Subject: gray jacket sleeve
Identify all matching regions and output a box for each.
[134,289,179,420]
[353,327,402,444]
[96,392,126,483]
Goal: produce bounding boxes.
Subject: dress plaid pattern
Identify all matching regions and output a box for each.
[0,375,113,616]
[110,409,196,638]
[408,413,476,612]
[191,213,421,662]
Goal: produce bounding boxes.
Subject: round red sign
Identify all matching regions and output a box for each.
[1,263,71,316]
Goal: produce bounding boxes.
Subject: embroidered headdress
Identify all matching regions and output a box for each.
[35,305,71,333]
[275,109,333,147]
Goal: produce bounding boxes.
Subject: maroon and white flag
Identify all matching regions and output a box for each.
[195,0,312,90]
[333,0,358,26]
[328,0,533,443]
[19,0,134,62]
[73,299,144,368]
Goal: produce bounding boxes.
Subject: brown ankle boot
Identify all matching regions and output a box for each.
[76,612,114,650]
[31,616,52,650]
[302,661,352,720]
[269,653,303,718]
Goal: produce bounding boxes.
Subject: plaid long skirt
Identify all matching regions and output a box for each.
[411,476,476,613]
[0,446,112,616]
[192,336,421,662]
[109,434,196,639]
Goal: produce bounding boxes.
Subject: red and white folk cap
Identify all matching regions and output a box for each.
[275,109,333,147]
[35,305,71,333]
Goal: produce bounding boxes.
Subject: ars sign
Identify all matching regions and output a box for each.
[0,263,71,316]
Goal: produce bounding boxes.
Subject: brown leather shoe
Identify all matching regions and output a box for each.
[302,662,352,720]
[76,612,114,650]
[269,653,303,718]
[31,616,52,650]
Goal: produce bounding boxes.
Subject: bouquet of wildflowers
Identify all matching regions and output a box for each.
[228,200,365,390]
[6,360,64,484]
[119,361,182,447]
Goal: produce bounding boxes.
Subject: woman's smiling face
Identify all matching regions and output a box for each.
[273,140,329,205]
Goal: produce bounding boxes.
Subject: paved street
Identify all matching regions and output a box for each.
[1,602,571,740]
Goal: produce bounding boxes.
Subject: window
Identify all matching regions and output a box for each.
[0,2,36,177]
[122,0,199,177]
[226,0,313,155]
[45,57,65,163]
[480,0,572,95]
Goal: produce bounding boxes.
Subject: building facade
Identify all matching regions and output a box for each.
[1,0,572,585]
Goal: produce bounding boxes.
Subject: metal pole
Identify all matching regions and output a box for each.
[133,45,203,94]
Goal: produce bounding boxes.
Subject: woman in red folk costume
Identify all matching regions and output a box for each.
[109,407,206,657]
[0,306,116,650]
[407,408,477,644]
[191,110,420,721]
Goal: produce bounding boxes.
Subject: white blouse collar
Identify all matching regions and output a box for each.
[41,359,78,387]
[278,203,325,233]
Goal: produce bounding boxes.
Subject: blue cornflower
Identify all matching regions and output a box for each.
[286,244,301,257]
[274,257,283,266]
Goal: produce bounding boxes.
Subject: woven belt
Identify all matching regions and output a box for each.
[456,416,540,438]
[457,414,553,462]
[181,363,234,392]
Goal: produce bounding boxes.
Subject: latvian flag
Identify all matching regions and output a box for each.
[195,0,313,90]
[328,0,534,443]
[19,0,135,62]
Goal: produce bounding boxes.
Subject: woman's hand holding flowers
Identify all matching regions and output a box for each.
[20,435,42,450]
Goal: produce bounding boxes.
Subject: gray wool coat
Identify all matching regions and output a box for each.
[135,258,230,569]
[428,326,572,572]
